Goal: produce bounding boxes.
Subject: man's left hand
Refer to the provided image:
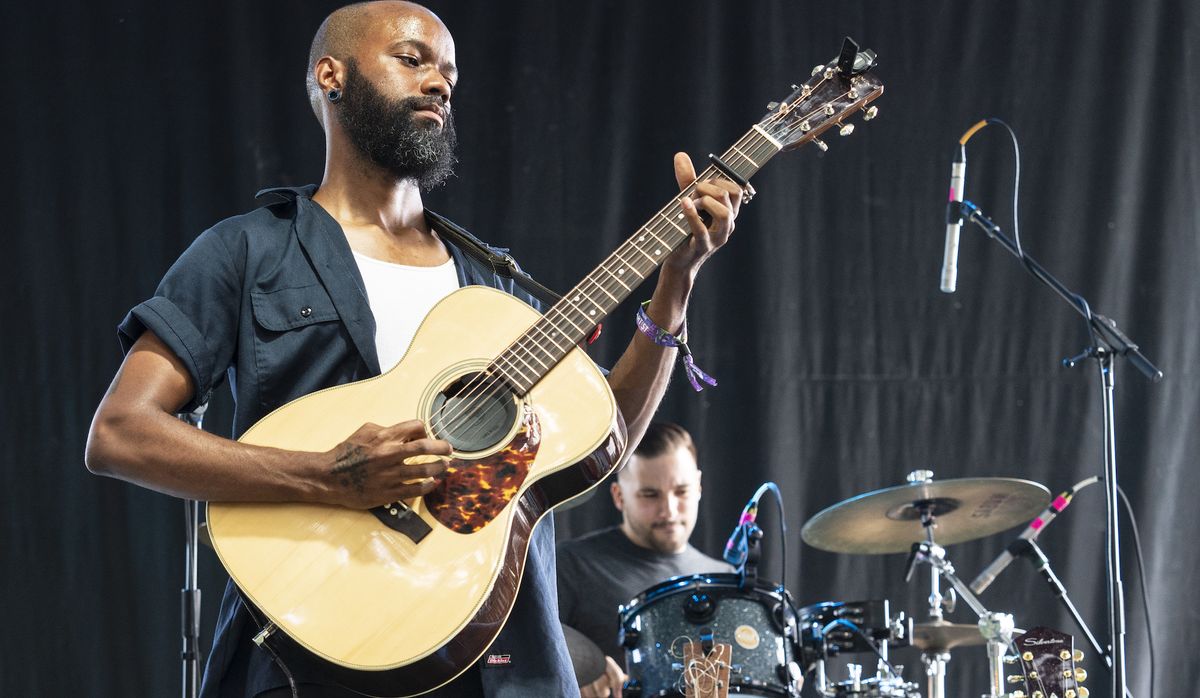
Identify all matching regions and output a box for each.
[664,151,746,277]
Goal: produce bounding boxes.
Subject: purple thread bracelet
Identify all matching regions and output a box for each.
[635,302,717,392]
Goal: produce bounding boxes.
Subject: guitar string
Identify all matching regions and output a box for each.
[425,85,860,448]
[424,82,863,448]
[426,86,861,447]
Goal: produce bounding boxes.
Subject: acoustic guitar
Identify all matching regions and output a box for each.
[207,38,883,696]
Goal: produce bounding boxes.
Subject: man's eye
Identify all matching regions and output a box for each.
[398,55,419,66]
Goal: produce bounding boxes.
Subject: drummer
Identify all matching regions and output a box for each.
[557,421,733,697]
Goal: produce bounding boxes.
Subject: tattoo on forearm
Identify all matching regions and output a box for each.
[332,444,369,494]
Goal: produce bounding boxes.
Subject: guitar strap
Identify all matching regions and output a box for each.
[426,210,603,343]
[425,209,564,308]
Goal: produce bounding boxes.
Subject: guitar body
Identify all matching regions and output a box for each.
[207,286,626,696]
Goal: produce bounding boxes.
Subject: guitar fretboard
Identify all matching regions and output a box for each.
[492,127,781,394]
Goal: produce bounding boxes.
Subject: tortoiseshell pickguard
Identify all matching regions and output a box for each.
[424,405,541,533]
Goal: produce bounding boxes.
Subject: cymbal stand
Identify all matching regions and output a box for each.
[903,503,953,698]
[909,537,1015,698]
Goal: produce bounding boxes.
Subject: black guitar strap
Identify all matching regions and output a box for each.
[425,209,564,308]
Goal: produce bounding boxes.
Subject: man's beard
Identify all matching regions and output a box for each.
[335,61,458,191]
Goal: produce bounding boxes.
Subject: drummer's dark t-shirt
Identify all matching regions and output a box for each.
[556,525,733,667]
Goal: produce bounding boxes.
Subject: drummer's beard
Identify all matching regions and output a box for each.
[647,520,690,554]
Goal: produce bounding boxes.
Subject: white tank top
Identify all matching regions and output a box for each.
[352,251,459,372]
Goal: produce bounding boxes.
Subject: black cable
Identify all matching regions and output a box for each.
[239,599,300,698]
[1118,485,1155,698]
[821,619,905,682]
[974,117,1103,352]
[756,482,799,694]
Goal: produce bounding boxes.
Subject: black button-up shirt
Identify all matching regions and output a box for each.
[118,185,577,697]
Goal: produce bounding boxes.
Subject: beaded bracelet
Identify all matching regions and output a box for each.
[634,301,717,392]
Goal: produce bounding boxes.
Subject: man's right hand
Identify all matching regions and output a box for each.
[322,420,452,509]
[580,655,625,698]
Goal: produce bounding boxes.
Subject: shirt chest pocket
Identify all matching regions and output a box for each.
[250,284,350,410]
[251,285,339,331]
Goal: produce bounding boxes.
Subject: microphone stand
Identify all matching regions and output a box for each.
[955,200,1162,698]
[177,404,208,698]
[1011,539,1109,669]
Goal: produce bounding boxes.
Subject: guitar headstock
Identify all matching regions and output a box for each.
[756,37,884,152]
[1009,626,1089,698]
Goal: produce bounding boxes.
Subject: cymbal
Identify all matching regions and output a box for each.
[562,623,607,686]
[801,477,1049,554]
[912,620,986,652]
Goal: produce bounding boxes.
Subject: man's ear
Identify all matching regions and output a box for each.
[610,481,624,512]
[315,55,346,93]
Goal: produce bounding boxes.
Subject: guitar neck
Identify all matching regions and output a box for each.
[493,126,782,394]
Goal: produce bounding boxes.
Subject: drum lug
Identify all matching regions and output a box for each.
[621,678,643,698]
[619,624,640,649]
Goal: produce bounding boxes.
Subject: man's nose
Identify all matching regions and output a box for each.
[662,492,680,515]
[422,71,451,101]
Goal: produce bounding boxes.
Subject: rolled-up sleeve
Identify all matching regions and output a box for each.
[117,227,242,412]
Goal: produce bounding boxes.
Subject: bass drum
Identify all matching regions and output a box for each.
[618,573,803,697]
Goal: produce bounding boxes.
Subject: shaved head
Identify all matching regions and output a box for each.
[306,1,448,125]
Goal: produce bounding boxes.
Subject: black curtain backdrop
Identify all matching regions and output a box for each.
[4,1,1198,696]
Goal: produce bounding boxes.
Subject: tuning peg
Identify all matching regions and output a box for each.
[1007,675,1024,684]
[1003,655,1019,665]
[1074,667,1088,683]
[811,65,824,76]
[766,101,779,111]
[812,138,828,152]
[1072,648,1084,662]
[1076,687,1089,698]
[861,105,878,121]
[838,123,855,136]
[1066,690,1077,698]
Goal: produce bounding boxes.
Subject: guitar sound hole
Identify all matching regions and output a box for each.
[429,373,518,453]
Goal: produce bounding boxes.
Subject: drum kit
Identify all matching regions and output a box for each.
[615,470,1090,698]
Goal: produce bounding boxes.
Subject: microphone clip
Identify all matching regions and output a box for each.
[945,199,970,226]
[738,523,764,590]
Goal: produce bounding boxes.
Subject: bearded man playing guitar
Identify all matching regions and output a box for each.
[84,2,743,697]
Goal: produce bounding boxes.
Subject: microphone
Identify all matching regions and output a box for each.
[723,502,757,567]
[723,483,777,567]
[940,147,967,293]
[969,476,1099,595]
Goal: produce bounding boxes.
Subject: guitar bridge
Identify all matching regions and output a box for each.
[372,500,433,543]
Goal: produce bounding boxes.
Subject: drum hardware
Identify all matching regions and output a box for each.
[799,600,918,698]
[906,538,1016,698]
[800,471,1053,698]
